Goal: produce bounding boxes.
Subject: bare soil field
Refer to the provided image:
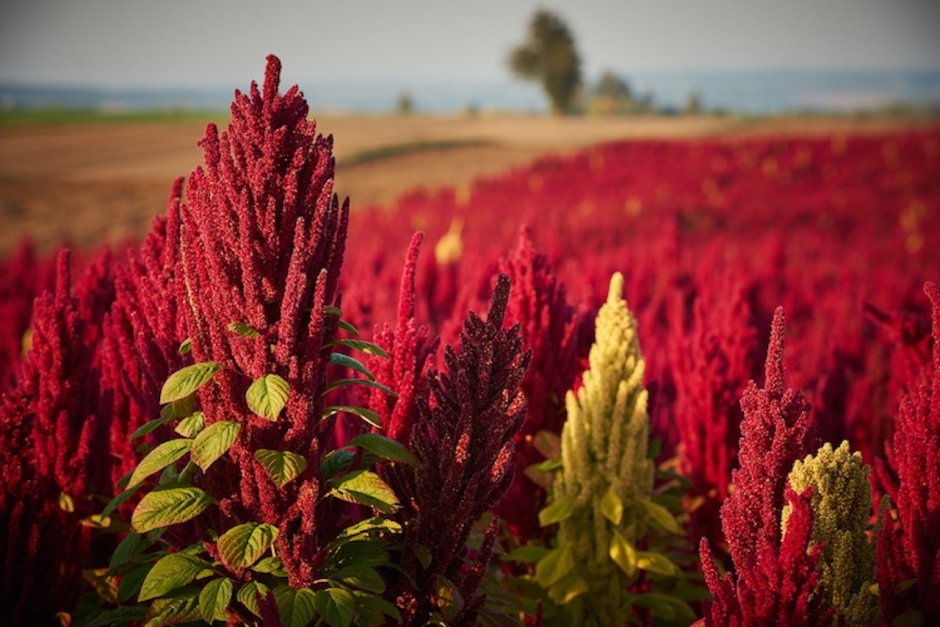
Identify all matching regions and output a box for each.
[1,113,937,255]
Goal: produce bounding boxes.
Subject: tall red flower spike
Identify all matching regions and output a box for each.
[394,274,530,625]
[876,282,940,623]
[494,226,583,540]
[700,307,828,625]
[176,54,349,587]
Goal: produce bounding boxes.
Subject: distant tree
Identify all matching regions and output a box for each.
[684,90,703,115]
[590,70,634,115]
[509,10,582,114]
[396,91,414,115]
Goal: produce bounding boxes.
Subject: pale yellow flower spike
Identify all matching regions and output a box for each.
[785,441,878,626]
[550,272,654,624]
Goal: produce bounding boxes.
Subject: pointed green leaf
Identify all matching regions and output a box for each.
[131,486,213,533]
[129,415,173,442]
[255,449,308,488]
[329,353,375,380]
[274,585,317,627]
[252,556,288,577]
[328,470,399,513]
[236,581,270,618]
[198,577,233,623]
[636,550,678,576]
[228,321,261,338]
[323,305,343,317]
[641,498,683,535]
[217,522,279,570]
[101,483,142,520]
[191,421,240,471]
[313,588,355,627]
[177,337,192,355]
[501,545,550,563]
[347,433,418,467]
[539,496,577,526]
[139,553,210,601]
[175,411,206,438]
[129,439,193,488]
[337,320,360,337]
[160,362,222,404]
[334,517,402,543]
[246,374,290,420]
[109,533,144,570]
[535,546,575,588]
[609,529,637,576]
[334,338,387,358]
[323,378,397,398]
[144,587,201,625]
[117,564,150,603]
[331,565,385,593]
[322,405,381,428]
[601,489,624,525]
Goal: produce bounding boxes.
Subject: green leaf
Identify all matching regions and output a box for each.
[109,532,144,570]
[118,564,151,603]
[217,522,279,570]
[139,552,210,601]
[530,458,562,472]
[894,610,925,627]
[101,483,142,520]
[252,556,289,577]
[320,448,357,479]
[609,529,637,576]
[323,378,398,398]
[274,586,317,627]
[228,321,261,338]
[535,546,575,588]
[501,545,550,563]
[641,498,683,535]
[313,588,355,627]
[533,430,561,459]
[160,361,222,404]
[129,414,173,442]
[601,489,623,526]
[332,539,390,569]
[323,305,343,317]
[190,421,241,471]
[435,575,464,621]
[198,577,233,623]
[539,496,577,526]
[322,405,382,428]
[547,571,589,605]
[329,353,375,380]
[331,565,385,593]
[84,606,148,627]
[334,339,388,358]
[629,593,696,621]
[236,581,270,618]
[246,374,290,420]
[336,320,360,337]
[333,517,402,543]
[131,486,214,533]
[636,550,677,576]
[144,587,201,626]
[347,433,418,466]
[129,439,193,488]
[174,411,206,438]
[329,470,400,513]
[255,449,308,488]
[177,338,192,355]
[352,591,402,622]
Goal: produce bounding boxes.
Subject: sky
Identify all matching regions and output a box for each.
[1,0,940,88]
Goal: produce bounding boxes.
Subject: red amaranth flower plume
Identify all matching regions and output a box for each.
[494,226,584,540]
[393,274,530,625]
[176,54,349,586]
[699,307,828,626]
[876,282,940,623]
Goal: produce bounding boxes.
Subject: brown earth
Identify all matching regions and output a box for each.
[1,113,937,255]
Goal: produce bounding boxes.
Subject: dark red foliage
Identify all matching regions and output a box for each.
[393,275,530,625]
[876,282,940,623]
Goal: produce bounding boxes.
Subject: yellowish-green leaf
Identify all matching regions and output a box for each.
[254,449,308,488]
[160,362,222,404]
[313,588,355,627]
[601,489,623,525]
[636,550,677,576]
[609,529,637,576]
[533,430,561,459]
[236,581,270,618]
[329,470,399,513]
[217,522,279,570]
[190,421,240,471]
[228,321,261,338]
[175,411,205,438]
[641,498,683,535]
[539,496,577,526]
[198,577,233,623]
[177,338,192,355]
[131,486,213,533]
[144,588,201,626]
[274,586,317,627]
[129,439,193,488]
[246,374,290,420]
[435,575,464,621]
[252,556,288,577]
[139,553,210,601]
[322,405,381,428]
[535,546,575,588]
[547,571,589,605]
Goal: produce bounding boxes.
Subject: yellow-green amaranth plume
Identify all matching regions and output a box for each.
[536,272,666,625]
[785,441,878,626]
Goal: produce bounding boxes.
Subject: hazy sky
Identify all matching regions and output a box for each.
[2,0,940,88]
